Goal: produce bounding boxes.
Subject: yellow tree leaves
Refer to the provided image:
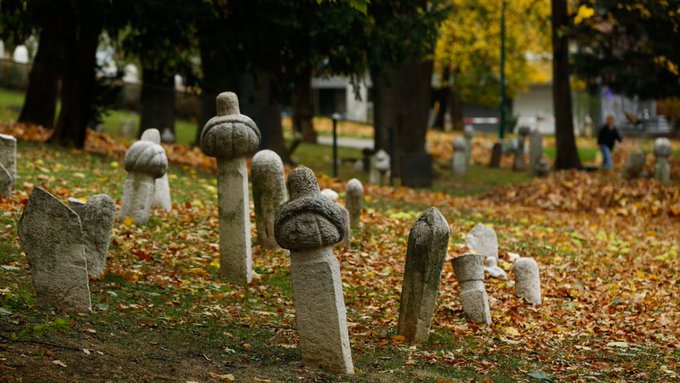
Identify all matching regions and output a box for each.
[435,0,552,106]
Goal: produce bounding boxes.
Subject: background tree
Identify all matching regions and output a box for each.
[551,0,581,169]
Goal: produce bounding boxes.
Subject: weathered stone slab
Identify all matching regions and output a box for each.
[452,254,491,324]
[489,142,502,168]
[466,223,507,279]
[0,133,16,194]
[452,138,467,176]
[68,195,116,277]
[654,138,672,184]
[529,129,543,175]
[275,167,353,374]
[397,207,450,344]
[119,140,168,224]
[252,149,287,249]
[0,163,10,196]
[513,257,541,305]
[621,150,645,179]
[18,187,91,312]
[345,178,363,228]
[513,126,530,171]
[201,92,260,284]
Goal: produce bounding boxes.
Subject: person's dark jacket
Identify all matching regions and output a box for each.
[597,124,622,150]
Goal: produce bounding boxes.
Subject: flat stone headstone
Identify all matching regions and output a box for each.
[67,195,116,277]
[654,138,672,184]
[401,153,433,188]
[621,150,645,179]
[251,149,287,249]
[513,257,541,305]
[467,223,507,279]
[275,167,353,374]
[345,178,363,229]
[397,207,450,343]
[452,254,491,324]
[18,187,91,312]
[0,163,10,196]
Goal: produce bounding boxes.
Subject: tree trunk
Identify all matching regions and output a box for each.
[292,73,316,143]
[450,84,464,130]
[139,66,176,140]
[432,66,450,131]
[49,16,101,148]
[552,0,581,169]
[372,58,433,175]
[18,15,67,129]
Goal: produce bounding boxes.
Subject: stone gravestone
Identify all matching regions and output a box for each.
[401,153,433,188]
[119,139,168,224]
[345,178,363,229]
[513,257,541,305]
[464,125,475,165]
[67,195,116,277]
[452,254,492,324]
[274,167,354,374]
[200,92,260,284]
[654,138,672,184]
[467,223,507,279]
[140,129,172,211]
[489,142,502,168]
[451,138,467,176]
[18,187,91,312]
[370,149,391,186]
[0,134,17,196]
[251,149,287,249]
[529,128,543,175]
[513,126,530,171]
[397,207,450,344]
[621,150,646,179]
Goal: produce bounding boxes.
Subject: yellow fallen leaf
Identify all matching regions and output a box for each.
[123,216,134,227]
[52,359,67,367]
[504,326,520,337]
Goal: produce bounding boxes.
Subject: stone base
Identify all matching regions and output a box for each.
[152,174,172,211]
[290,247,354,374]
[119,173,155,225]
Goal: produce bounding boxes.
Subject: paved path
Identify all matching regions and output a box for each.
[317,135,373,150]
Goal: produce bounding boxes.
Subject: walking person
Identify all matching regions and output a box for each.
[597,115,622,169]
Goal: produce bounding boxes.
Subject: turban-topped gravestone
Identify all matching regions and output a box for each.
[140,128,172,211]
[200,92,260,283]
[251,149,287,249]
[274,167,354,374]
[119,139,168,224]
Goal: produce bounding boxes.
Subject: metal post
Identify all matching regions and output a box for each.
[331,113,341,177]
[499,0,507,139]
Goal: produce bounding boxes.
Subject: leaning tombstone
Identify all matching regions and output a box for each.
[274,167,354,374]
[512,126,530,171]
[529,128,543,175]
[489,142,502,168]
[466,223,507,279]
[140,129,172,211]
[451,138,467,176]
[513,257,541,305]
[200,92,260,283]
[0,134,17,195]
[345,178,363,228]
[119,139,168,224]
[621,150,646,179]
[452,254,492,324]
[463,125,475,165]
[67,195,116,278]
[654,138,672,184]
[397,207,450,344]
[252,149,287,249]
[18,187,91,312]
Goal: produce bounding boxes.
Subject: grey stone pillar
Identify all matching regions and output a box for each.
[345,178,363,229]
[513,257,541,305]
[452,254,492,324]
[452,138,467,176]
[200,92,261,283]
[463,125,475,166]
[654,138,672,184]
[397,207,450,343]
[252,149,287,249]
[119,140,168,224]
[141,129,172,212]
[275,167,354,374]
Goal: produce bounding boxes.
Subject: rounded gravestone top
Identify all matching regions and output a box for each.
[464,125,475,138]
[453,137,467,151]
[252,149,284,174]
[200,93,261,159]
[514,257,538,271]
[124,141,168,178]
[140,129,161,145]
[346,178,363,195]
[518,126,531,136]
[275,167,347,250]
[654,137,672,158]
[374,149,391,172]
